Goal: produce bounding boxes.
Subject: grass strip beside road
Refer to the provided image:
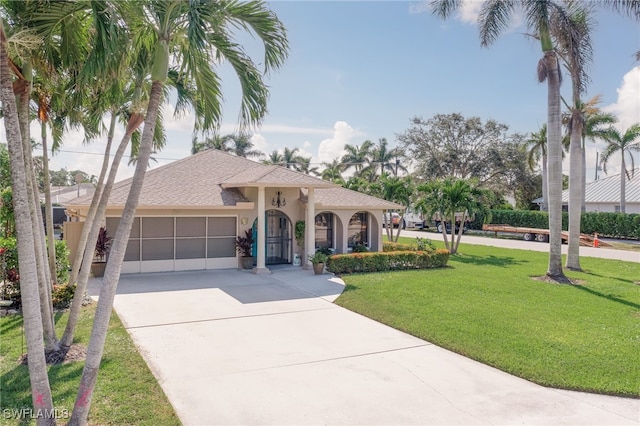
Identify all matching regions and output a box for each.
[0,304,180,425]
[335,240,640,397]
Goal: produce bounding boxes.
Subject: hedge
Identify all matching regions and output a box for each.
[0,237,72,308]
[327,249,450,275]
[471,210,640,239]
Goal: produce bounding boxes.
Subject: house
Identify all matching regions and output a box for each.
[64,149,402,274]
[533,169,640,213]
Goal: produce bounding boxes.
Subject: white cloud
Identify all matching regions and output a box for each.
[603,66,640,133]
[459,0,483,24]
[317,121,359,164]
[250,133,269,154]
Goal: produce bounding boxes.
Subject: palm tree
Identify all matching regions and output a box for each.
[0,18,55,418]
[432,0,569,282]
[379,175,413,242]
[341,140,373,176]
[526,125,548,211]
[581,98,617,207]
[264,149,284,166]
[416,177,490,255]
[67,2,288,423]
[321,158,345,183]
[363,138,407,178]
[191,134,232,154]
[192,133,262,158]
[600,123,640,213]
[282,146,304,170]
[554,1,594,271]
[297,156,320,176]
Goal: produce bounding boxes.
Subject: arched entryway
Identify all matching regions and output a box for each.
[252,210,292,265]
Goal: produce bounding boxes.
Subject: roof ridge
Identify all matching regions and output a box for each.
[223,164,278,184]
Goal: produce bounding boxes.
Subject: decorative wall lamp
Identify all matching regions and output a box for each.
[271,190,286,208]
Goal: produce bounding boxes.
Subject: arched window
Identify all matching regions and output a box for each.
[348,212,368,248]
[315,212,333,249]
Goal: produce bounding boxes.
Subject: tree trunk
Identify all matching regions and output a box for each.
[70,81,163,425]
[0,22,55,423]
[60,118,133,349]
[452,211,466,254]
[41,120,57,285]
[566,112,583,271]
[68,113,116,286]
[543,50,567,281]
[17,62,58,351]
[581,137,586,212]
[620,153,626,213]
[541,153,548,211]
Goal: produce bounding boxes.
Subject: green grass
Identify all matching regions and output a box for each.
[0,305,181,425]
[335,239,640,397]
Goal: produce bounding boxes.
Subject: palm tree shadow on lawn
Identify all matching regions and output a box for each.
[450,253,528,268]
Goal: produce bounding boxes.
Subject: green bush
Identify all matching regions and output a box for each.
[484,210,639,239]
[52,283,76,309]
[0,237,73,308]
[327,249,450,274]
[383,237,435,253]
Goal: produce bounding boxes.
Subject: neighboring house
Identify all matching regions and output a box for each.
[64,149,402,274]
[42,183,96,204]
[533,169,640,213]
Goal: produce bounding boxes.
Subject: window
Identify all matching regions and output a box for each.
[315,212,333,249]
[348,212,368,248]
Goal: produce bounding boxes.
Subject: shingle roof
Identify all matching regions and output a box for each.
[64,149,395,210]
[304,188,404,210]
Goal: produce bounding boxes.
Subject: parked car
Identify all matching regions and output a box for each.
[383,211,425,230]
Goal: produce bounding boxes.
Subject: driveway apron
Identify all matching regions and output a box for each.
[100,268,639,425]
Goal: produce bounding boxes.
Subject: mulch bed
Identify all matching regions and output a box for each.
[20,343,87,365]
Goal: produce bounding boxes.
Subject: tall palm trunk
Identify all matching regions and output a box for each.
[541,152,548,211]
[543,49,566,281]
[566,111,583,270]
[0,22,55,422]
[620,154,626,213]
[581,137,586,212]
[67,114,115,286]
[60,115,137,349]
[70,81,163,425]
[16,63,58,351]
[41,119,57,285]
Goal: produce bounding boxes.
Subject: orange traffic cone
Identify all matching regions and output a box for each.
[593,233,599,248]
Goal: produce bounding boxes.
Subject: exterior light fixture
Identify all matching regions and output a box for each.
[271,190,286,208]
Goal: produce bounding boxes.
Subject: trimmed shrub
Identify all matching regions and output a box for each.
[485,209,640,239]
[383,237,436,253]
[0,237,73,308]
[327,249,450,274]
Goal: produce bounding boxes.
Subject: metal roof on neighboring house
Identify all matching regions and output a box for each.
[533,169,640,205]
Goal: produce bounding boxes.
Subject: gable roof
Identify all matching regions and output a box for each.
[64,149,399,210]
[532,169,640,205]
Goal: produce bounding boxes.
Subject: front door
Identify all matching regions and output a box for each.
[265,210,291,265]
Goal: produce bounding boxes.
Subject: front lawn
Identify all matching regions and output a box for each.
[0,305,180,425]
[335,240,640,397]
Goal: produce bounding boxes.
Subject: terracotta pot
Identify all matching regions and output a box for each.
[312,262,324,275]
[91,262,106,278]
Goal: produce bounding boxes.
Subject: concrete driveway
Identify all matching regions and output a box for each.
[96,267,639,425]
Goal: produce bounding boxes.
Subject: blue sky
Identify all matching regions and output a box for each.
[23,1,640,183]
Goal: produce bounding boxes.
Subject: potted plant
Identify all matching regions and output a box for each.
[308,251,328,275]
[234,229,255,269]
[91,226,112,278]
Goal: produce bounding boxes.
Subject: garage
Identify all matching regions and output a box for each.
[106,216,238,273]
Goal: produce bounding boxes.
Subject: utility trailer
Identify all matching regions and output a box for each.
[482,224,608,246]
